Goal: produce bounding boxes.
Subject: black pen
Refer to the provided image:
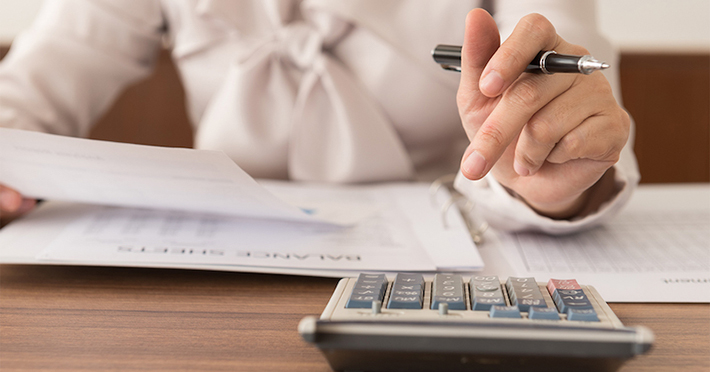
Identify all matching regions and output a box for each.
[432,44,609,75]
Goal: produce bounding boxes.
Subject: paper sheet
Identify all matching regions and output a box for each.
[0,128,354,225]
[494,184,710,302]
[18,183,482,272]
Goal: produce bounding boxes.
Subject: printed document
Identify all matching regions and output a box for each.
[29,182,480,271]
[490,184,710,302]
[0,127,355,225]
[0,128,482,273]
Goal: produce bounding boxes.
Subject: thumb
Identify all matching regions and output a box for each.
[459,9,501,102]
[0,185,23,212]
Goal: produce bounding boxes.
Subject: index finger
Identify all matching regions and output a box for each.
[457,9,500,114]
[478,13,562,97]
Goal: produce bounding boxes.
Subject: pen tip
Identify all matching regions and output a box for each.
[601,63,610,70]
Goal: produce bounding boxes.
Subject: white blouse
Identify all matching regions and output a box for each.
[0,0,639,233]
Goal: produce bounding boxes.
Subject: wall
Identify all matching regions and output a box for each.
[597,0,710,53]
[2,0,709,52]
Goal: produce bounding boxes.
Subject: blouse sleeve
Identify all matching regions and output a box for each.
[0,0,165,137]
[453,0,640,234]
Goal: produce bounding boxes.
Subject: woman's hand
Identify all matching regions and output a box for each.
[457,9,629,219]
[0,184,36,226]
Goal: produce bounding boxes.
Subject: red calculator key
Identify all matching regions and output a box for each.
[547,278,582,297]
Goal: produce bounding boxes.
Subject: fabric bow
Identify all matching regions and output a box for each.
[194,0,414,183]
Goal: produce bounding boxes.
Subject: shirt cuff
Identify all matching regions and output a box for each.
[453,164,638,235]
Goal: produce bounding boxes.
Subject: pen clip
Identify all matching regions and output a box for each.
[439,64,461,72]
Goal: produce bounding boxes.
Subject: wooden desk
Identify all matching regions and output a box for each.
[1,265,707,371]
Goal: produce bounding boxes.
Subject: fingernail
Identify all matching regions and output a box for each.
[0,190,21,212]
[17,198,36,214]
[463,151,487,179]
[480,71,504,96]
[514,160,530,177]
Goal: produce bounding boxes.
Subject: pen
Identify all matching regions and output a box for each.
[432,44,609,75]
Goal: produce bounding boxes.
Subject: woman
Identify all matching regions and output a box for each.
[0,0,638,233]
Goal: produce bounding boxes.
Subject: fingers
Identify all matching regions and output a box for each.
[0,185,36,220]
[458,9,500,97]
[456,8,500,131]
[479,13,562,97]
[457,11,625,182]
[462,72,576,179]
[547,111,630,165]
[513,74,619,176]
[0,185,23,212]
[458,12,578,180]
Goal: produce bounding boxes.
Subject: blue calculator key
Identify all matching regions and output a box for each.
[390,288,421,296]
[354,273,387,287]
[567,308,600,322]
[393,284,420,291]
[517,298,547,310]
[431,296,466,310]
[528,306,561,320]
[387,295,423,309]
[346,295,380,309]
[393,273,424,287]
[353,273,387,293]
[489,305,522,319]
[506,277,547,312]
[388,273,424,309]
[554,289,594,314]
[431,274,465,310]
[351,288,380,296]
[472,297,506,311]
[470,276,506,311]
[347,274,387,308]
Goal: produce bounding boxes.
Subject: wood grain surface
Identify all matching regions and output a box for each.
[1,265,708,371]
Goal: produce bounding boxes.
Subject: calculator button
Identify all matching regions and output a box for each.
[472,297,506,311]
[470,276,506,311]
[388,273,424,309]
[388,296,423,309]
[346,295,379,309]
[553,289,594,314]
[489,305,521,319]
[547,278,582,296]
[430,296,466,311]
[393,273,424,286]
[431,274,466,310]
[506,277,548,312]
[347,274,387,309]
[567,308,600,322]
[528,306,561,320]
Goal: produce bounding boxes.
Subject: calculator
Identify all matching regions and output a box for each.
[299,273,654,372]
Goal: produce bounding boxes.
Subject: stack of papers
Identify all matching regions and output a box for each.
[3,128,707,303]
[0,128,483,276]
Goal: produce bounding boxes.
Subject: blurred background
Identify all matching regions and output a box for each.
[1,0,708,184]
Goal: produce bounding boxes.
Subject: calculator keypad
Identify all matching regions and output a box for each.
[304,273,654,372]
[343,274,601,323]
